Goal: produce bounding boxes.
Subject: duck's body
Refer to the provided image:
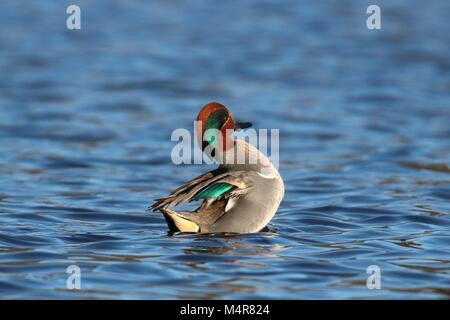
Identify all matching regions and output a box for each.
[151,102,284,234]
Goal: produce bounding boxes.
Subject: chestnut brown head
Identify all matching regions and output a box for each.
[196,102,235,153]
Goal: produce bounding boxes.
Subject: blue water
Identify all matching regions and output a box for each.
[0,0,449,299]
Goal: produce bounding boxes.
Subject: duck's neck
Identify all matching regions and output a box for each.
[215,139,277,173]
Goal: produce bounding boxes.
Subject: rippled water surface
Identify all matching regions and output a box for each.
[0,0,449,299]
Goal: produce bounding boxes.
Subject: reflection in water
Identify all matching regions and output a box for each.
[0,0,450,299]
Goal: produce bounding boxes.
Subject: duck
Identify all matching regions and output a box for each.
[151,102,284,234]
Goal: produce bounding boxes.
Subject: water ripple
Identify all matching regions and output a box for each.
[0,0,449,299]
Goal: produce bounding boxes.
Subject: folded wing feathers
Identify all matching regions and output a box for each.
[151,169,256,211]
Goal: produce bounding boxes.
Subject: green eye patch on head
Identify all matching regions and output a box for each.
[205,109,228,146]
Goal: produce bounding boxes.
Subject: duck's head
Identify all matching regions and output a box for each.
[196,102,251,154]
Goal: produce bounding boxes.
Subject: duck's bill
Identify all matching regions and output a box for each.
[235,121,252,129]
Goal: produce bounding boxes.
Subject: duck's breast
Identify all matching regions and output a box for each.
[207,172,284,233]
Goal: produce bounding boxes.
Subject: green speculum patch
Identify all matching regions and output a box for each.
[195,182,235,199]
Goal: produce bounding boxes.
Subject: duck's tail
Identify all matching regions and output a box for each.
[159,208,200,233]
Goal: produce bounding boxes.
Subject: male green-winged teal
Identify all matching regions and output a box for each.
[151,102,284,233]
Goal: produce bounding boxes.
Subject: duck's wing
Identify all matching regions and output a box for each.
[150,167,257,212]
[153,169,260,233]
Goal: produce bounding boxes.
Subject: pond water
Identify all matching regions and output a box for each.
[0,0,449,299]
